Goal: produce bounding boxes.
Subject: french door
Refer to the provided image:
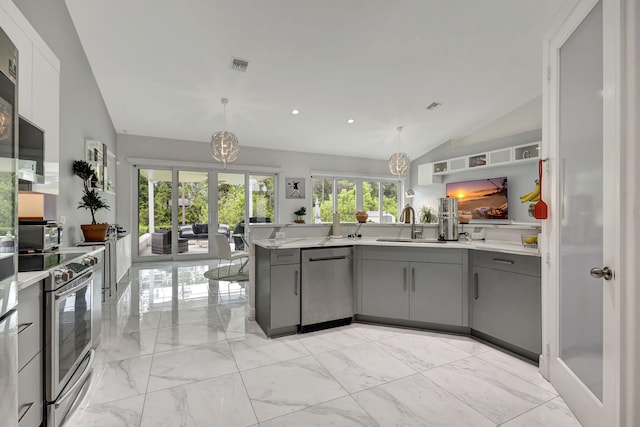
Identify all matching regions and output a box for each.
[544,0,620,425]
[136,167,212,260]
[135,166,276,261]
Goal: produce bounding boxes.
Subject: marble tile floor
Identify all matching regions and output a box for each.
[65,260,583,427]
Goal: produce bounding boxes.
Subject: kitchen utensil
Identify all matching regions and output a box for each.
[533,159,548,219]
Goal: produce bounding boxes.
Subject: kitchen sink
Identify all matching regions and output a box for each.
[376,237,446,243]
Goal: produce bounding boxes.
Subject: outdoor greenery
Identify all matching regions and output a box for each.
[138,172,274,235]
[136,171,397,237]
[0,172,15,236]
[312,179,398,223]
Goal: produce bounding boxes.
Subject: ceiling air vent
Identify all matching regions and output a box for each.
[426,102,442,111]
[231,57,249,72]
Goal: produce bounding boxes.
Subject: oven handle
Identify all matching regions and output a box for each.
[55,348,95,409]
[54,272,93,300]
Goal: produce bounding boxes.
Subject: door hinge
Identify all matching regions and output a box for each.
[547,66,551,82]
[545,252,550,265]
[546,343,551,357]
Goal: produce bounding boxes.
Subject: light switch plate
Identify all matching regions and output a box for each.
[275,232,285,239]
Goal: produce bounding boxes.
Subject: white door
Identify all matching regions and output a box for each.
[544,0,620,426]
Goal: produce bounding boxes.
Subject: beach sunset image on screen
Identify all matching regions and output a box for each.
[446,177,508,220]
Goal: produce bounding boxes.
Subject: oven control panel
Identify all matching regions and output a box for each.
[82,255,98,266]
[52,257,97,285]
[53,268,73,284]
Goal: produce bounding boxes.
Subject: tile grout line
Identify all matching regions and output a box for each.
[476,352,558,396]
[216,300,261,426]
[83,261,576,426]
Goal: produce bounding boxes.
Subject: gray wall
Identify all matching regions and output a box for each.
[14,0,116,245]
[409,129,542,224]
[116,133,391,235]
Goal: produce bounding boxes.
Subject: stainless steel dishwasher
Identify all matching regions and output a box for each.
[300,246,353,332]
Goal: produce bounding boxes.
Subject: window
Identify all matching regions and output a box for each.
[311,176,401,223]
[249,175,275,223]
[311,178,333,223]
[218,172,276,227]
[336,179,356,221]
[382,182,399,223]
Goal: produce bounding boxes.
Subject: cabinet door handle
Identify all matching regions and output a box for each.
[474,273,479,299]
[18,322,33,334]
[18,402,33,422]
[493,258,514,265]
[403,268,407,291]
[294,270,299,295]
[411,268,416,292]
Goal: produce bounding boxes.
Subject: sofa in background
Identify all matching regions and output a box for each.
[178,223,231,243]
[151,230,188,254]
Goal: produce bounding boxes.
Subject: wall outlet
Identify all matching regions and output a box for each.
[275,232,285,239]
[59,215,66,225]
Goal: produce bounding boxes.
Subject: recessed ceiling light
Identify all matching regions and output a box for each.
[347,119,355,124]
[291,109,300,115]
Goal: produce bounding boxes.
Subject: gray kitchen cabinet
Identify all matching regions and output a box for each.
[255,246,300,336]
[270,264,301,330]
[471,251,541,359]
[361,260,409,319]
[18,281,44,427]
[409,262,463,326]
[360,247,464,327]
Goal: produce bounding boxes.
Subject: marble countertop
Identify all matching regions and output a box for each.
[17,246,105,291]
[253,236,540,257]
[17,270,49,291]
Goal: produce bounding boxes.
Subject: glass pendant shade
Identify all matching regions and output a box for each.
[211,130,239,166]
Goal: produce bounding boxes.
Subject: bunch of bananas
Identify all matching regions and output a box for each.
[520,180,540,203]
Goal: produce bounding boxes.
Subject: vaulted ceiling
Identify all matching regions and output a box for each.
[65,0,563,160]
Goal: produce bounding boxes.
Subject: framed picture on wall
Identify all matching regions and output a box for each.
[285,177,305,199]
[85,139,105,191]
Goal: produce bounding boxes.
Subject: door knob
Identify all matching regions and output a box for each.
[590,266,613,280]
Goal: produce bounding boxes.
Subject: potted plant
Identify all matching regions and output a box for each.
[420,206,436,224]
[294,206,306,223]
[73,160,110,241]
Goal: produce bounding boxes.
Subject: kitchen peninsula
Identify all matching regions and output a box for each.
[253,228,541,362]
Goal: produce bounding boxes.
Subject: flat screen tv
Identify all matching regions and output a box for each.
[446,177,508,220]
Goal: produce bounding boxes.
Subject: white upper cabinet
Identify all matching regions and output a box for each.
[416,141,540,184]
[512,142,540,163]
[30,46,59,194]
[0,1,60,194]
[417,163,442,185]
[0,9,32,117]
[488,147,512,166]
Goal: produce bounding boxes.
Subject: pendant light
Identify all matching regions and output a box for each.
[211,98,239,167]
[389,126,410,176]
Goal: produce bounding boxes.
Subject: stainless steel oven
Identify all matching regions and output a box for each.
[43,255,98,427]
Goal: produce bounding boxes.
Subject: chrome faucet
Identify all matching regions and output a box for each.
[401,205,422,239]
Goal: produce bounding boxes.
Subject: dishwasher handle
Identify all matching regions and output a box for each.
[307,256,350,262]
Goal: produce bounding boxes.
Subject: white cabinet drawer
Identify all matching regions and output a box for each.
[18,281,43,371]
[18,351,43,427]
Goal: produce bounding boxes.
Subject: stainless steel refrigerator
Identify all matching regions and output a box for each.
[0,26,19,427]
